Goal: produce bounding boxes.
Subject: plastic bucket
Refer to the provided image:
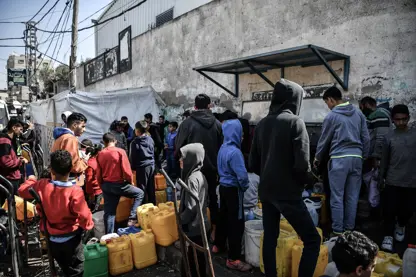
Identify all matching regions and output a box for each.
[244,220,263,267]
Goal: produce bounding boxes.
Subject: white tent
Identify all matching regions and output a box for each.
[27,86,165,144]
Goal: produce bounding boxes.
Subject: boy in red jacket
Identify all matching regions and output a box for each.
[19,150,93,277]
[96,132,144,234]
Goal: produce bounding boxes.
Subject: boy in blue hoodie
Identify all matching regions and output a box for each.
[314,87,370,236]
[130,120,156,205]
[213,119,251,272]
[164,121,178,179]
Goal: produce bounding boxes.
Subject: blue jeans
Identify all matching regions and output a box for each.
[101,182,144,234]
[328,157,362,233]
[166,153,177,179]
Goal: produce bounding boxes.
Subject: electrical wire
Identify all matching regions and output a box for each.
[78,1,114,25]
[36,0,62,25]
[0,10,64,21]
[28,0,51,22]
[0,45,25,47]
[0,37,24,41]
[51,0,72,67]
[31,1,71,84]
[63,0,140,58]
[38,0,60,45]
[34,0,147,34]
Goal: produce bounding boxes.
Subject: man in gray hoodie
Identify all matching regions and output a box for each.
[179,143,210,277]
[314,87,370,235]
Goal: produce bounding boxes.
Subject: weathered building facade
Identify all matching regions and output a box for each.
[76,0,416,120]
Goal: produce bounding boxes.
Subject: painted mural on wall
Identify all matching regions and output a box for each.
[104,47,118,78]
[118,26,132,74]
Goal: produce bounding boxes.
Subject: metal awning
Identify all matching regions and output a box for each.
[193,44,350,97]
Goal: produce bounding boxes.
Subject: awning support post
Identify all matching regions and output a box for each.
[234,74,239,98]
[244,61,275,89]
[311,45,348,90]
[196,70,238,97]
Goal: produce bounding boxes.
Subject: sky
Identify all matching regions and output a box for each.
[0,0,113,90]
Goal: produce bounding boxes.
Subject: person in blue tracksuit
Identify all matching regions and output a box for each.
[164,121,178,179]
[314,87,370,236]
[213,119,251,272]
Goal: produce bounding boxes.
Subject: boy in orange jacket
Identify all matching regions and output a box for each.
[19,150,93,277]
[51,112,88,186]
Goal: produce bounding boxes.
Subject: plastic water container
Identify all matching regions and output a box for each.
[260,231,300,276]
[151,209,179,246]
[84,242,108,277]
[280,219,296,235]
[155,190,167,206]
[166,187,174,202]
[244,220,263,267]
[106,236,134,276]
[155,174,167,190]
[324,237,338,262]
[2,196,36,221]
[375,251,401,273]
[100,233,119,244]
[403,244,416,277]
[311,193,328,225]
[304,198,320,226]
[130,231,157,269]
[158,201,174,211]
[116,197,133,223]
[117,226,141,236]
[375,256,403,277]
[137,205,160,230]
[292,243,328,277]
[92,211,105,239]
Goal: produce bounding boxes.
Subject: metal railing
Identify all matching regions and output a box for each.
[160,169,215,277]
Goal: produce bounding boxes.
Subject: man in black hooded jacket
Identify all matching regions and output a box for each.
[249,79,320,277]
[175,94,222,239]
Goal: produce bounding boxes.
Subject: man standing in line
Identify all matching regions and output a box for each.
[314,87,370,236]
[175,94,222,241]
[121,116,134,147]
[0,118,28,201]
[51,112,89,186]
[144,113,163,169]
[359,96,392,211]
[249,79,320,277]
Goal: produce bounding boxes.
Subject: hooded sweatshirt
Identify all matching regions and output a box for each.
[51,128,87,174]
[0,132,22,181]
[129,135,155,168]
[249,79,310,202]
[175,110,222,173]
[366,107,392,159]
[179,143,210,237]
[217,119,249,191]
[315,102,370,161]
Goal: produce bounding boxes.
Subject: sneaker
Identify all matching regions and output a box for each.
[127,219,138,227]
[381,236,394,252]
[394,224,405,242]
[226,259,252,272]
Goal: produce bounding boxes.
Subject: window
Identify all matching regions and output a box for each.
[18,60,24,64]
[156,7,174,27]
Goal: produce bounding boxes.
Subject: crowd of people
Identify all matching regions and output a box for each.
[0,77,414,277]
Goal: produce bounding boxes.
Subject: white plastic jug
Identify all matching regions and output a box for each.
[324,237,338,263]
[403,245,416,277]
[304,198,319,226]
[100,233,119,244]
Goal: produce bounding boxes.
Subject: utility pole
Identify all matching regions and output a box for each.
[25,21,38,101]
[69,0,79,92]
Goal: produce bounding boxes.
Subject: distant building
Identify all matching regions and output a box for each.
[7,54,51,71]
[0,89,8,101]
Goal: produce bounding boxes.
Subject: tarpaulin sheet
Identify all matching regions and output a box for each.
[27,86,164,143]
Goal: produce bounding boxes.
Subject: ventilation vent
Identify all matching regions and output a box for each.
[156,7,174,27]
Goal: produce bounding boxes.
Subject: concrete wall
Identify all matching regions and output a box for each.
[77,0,416,119]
